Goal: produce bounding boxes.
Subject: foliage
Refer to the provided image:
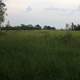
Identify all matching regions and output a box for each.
[34,24,41,30]
[0,0,6,27]
[0,31,80,80]
[43,25,56,30]
[70,22,80,31]
[1,24,56,31]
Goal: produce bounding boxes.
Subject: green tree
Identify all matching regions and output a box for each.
[0,0,6,30]
[35,24,41,30]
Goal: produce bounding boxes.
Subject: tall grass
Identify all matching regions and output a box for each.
[0,31,80,80]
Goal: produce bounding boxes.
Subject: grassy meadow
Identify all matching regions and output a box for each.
[0,30,80,80]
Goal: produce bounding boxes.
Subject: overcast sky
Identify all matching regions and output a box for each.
[6,0,80,28]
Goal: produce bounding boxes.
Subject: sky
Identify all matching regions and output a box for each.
[6,0,80,29]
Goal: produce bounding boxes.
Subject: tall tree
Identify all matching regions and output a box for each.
[0,0,6,29]
[71,22,74,31]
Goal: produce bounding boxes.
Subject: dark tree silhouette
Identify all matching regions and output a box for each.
[71,22,75,31]
[43,25,56,30]
[35,24,41,30]
[0,0,6,30]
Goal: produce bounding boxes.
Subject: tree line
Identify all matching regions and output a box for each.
[70,23,80,31]
[1,24,56,31]
[66,22,80,31]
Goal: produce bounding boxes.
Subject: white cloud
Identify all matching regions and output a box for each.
[6,0,80,28]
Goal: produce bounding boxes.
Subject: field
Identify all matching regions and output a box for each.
[0,30,80,80]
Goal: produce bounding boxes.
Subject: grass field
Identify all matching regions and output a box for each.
[0,30,80,80]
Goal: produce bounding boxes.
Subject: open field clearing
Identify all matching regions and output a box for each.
[0,31,80,80]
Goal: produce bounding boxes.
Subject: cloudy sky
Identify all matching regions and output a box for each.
[6,0,80,28]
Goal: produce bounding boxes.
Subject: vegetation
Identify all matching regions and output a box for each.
[68,22,80,31]
[0,0,6,28]
[1,24,56,31]
[0,31,80,80]
[0,0,80,80]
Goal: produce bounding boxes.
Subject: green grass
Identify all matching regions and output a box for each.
[0,30,80,80]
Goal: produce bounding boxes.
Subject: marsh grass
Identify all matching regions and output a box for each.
[0,31,80,80]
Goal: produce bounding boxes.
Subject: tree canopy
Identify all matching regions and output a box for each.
[0,0,6,28]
